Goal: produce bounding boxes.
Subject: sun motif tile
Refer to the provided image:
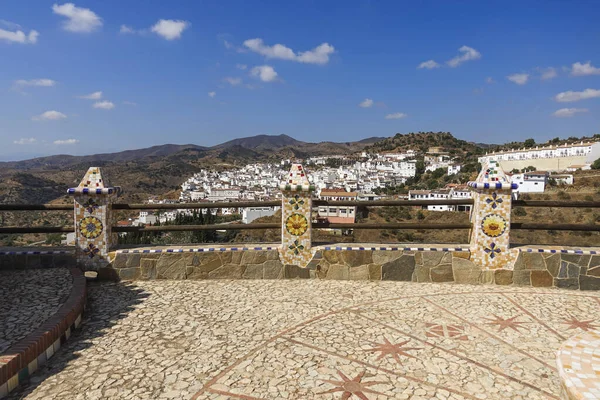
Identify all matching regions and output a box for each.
[79,216,103,239]
[285,213,308,236]
[481,214,507,238]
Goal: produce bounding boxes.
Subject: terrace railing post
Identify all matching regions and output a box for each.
[279,163,315,268]
[467,161,518,269]
[67,167,121,270]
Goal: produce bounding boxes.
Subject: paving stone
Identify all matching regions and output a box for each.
[284,264,310,279]
[589,255,600,269]
[262,260,283,279]
[242,264,263,279]
[561,254,583,265]
[514,253,546,270]
[421,252,445,268]
[531,270,553,287]
[587,266,600,277]
[495,269,513,285]
[381,255,415,281]
[372,251,403,265]
[140,259,157,280]
[339,251,373,267]
[558,261,570,278]
[125,254,142,268]
[325,264,349,280]
[479,270,495,285]
[413,265,431,282]
[241,251,269,266]
[567,264,580,278]
[452,251,470,260]
[348,265,370,280]
[156,255,188,279]
[367,263,382,280]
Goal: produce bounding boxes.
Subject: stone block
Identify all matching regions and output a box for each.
[414,252,422,265]
[589,255,600,269]
[545,254,561,277]
[40,255,54,268]
[579,255,591,267]
[263,260,283,279]
[441,252,452,264]
[54,254,74,268]
[327,264,350,280]
[558,261,569,278]
[579,275,600,291]
[368,264,382,280]
[315,261,329,279]
[241,251,268,265]
[266,250,281,261]
[495,270,513,285]
[421,252,445,268]
[208,264,245,279]
[140,258,157,280]
[587,266,600,277]
[430,264,453,283]
[242,264,263,279]
[372,251,403,265]
[125,253,142,268]
[452,258,480,285]
[284,264,310,279]
[413,265,431,282]
[26,255,42,268]
[561,254,582,264]
[97,267,119,281]
[119,267,141,280]
[219,252,233,264]
[531,270,553,287]
[340,251,373,267]
[514,252,546,270]
[512,270,531,286]
[322,250,340,264]
[349,265,370,280]
[479,270,495,285]
[568,264,580,278]
[231,251,243,264]
[382,255,415,281]
[112,253,128,269]
[452,251,470,260]
[156,254,187,279]
[554,278,579,290]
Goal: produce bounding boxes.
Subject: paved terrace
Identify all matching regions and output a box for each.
[6,280,600,400]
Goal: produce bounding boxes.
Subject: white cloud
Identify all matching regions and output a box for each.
[13,138,37,145]
[223,77,242,86]
[385,112,407,120]
[571,61,600,77]
[554,88,600,103]
[359,98,374,108]
[32,110,67,121]
[54,139,79,145]
[151,19,189,40]
[507,73,529,85]
[224,40,234,49]
[446,45,481,67]
[236,64,247,70]
[0,28,39,44]
[78,91,102,100]
[552,108,589,118]
[119,24,135,34]
[0,20,21,30]
[243,38,335,65]
[14,79,55,87]
[52,3,102,33]
[250,65,278,82]
[417,60,440,70]
[93,100,115,110]
[485,77,495,84]
[538,67,557,80]
[208,91,216,98]
[122,101,137,106]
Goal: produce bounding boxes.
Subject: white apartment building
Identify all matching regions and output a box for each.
[447,164,461,175]
[242,207,278,224]
[479,142,598,164]
[408,188,473,212]
[138,211,157,225]
[511,171,548,193]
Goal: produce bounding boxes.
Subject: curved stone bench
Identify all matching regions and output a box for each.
[0,268,86,399]
[556,329,600,399]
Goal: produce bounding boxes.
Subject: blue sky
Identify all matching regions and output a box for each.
[1,1,599,161]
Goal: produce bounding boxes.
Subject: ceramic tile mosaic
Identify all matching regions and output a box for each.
[68,167,119,270]
[279,164,314,267]
[469,162,517,269]
[556,329,600,400]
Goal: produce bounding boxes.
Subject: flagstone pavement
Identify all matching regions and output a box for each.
[7,280,600,400]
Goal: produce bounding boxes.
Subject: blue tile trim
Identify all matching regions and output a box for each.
[518,248,599,256]
[0,250,74,255]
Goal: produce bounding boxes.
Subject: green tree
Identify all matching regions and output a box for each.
[591,158,600,170]
[524,138,535,148]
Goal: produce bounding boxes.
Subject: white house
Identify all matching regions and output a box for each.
[511,171,548,193]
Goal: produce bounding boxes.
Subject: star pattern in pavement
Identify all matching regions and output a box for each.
[319,370,387,400]
[364,337,421,364]
[562,317,598,331]
[484,315,528,332]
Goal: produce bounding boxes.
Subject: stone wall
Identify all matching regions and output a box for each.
[0,251,75,270]
[98,247,600,290]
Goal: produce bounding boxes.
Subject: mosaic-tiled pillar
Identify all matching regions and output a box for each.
[68,167,121,270]
[467,161,518,269]
[279,164,315,268]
